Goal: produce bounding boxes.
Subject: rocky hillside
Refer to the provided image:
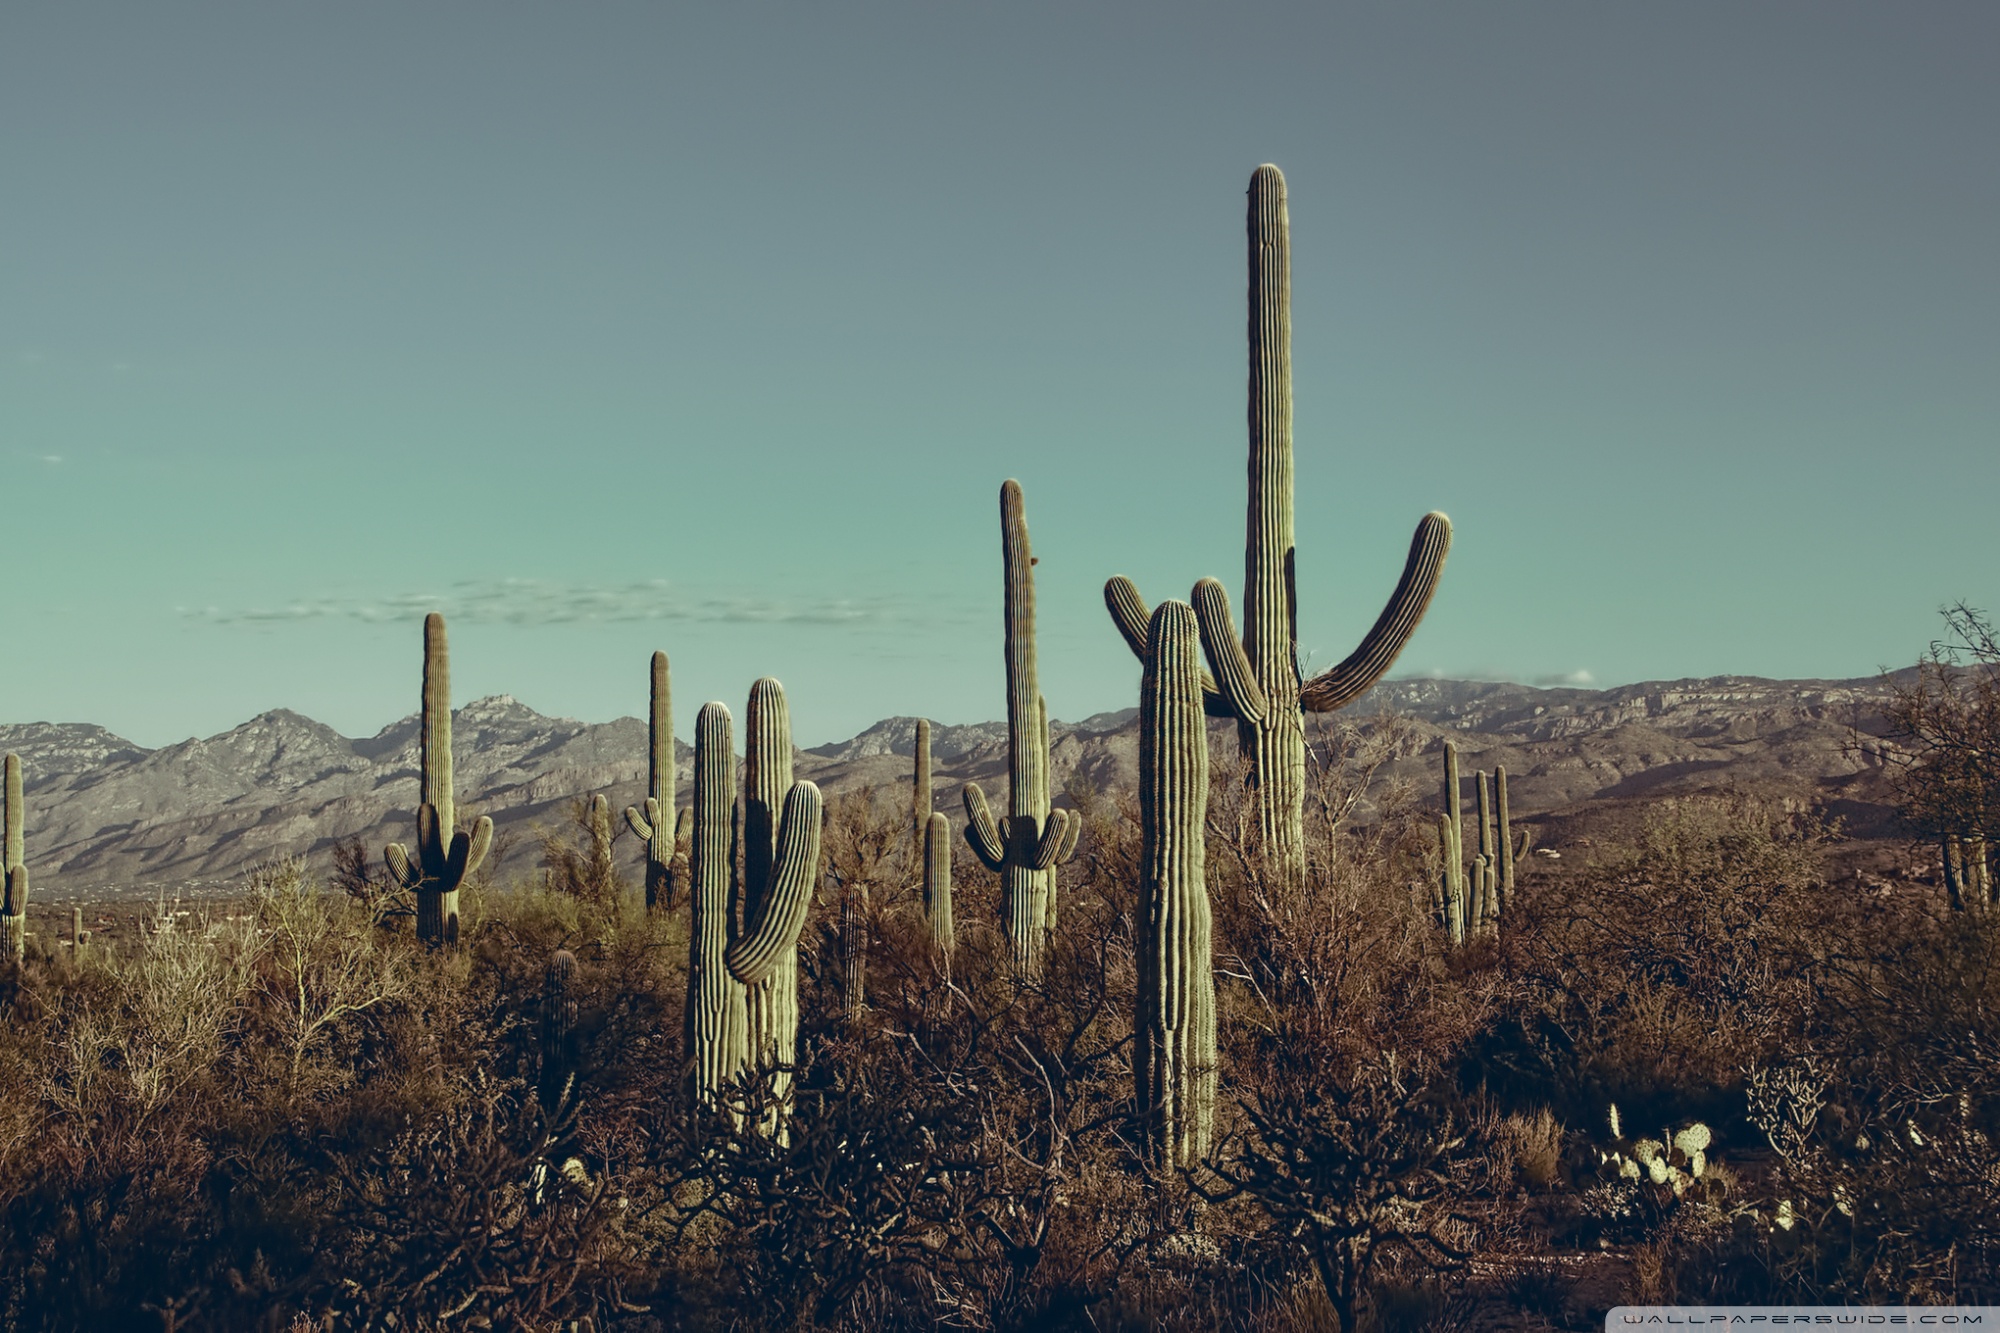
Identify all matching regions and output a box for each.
[0,674,1913,900]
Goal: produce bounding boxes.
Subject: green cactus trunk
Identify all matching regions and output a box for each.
[741,678,801,1087]
[1136,600,1217,1166]
[2,754,25,965]
[1496,766,1516,913]
[586,793,615,896]
[912,718,932,841]
[1104,167,1452,883]
[839,881,867,1016]
[963,481,1077,974]
[923,810,954,975]
[1441,741,1466,943]
[384,615,492,948]
[540,948,579,1115]
[623,652,681,912]
[687,701,748,1109]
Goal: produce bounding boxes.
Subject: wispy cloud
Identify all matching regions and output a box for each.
[181,577,940,629]
[1533,669,1595,687]
[39,455,61,465]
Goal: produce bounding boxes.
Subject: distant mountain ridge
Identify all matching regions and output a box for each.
[0,673,1911,899]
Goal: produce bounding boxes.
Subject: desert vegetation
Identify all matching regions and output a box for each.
[0,163,1992,1330]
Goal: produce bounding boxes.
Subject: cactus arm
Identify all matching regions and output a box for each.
[461,816,493,880]
[1108,577,1230,714]
[1057,806,1082,862]
[962,783,1006,871]
[1298,512,1453,712]
[1191,578,1268,726]
[384,842,416,889]
[675,804,693,845]
[625,802,656,842]
[1029,808,1070,872]
[414,802,446,880]
[4,865,26,916]
[726,781,824,986]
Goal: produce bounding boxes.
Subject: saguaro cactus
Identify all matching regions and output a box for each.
[686,695,824,1120]
[624,651,690,911]
[1106,165,1451,879]
[384,614,494,947]
[912,717,933,841]
[923,810,955,974]
[1436,741,1467,945]
[1136,601,1217,1166]
[2,754,26,964]
[540,949,579,1115]
[586,793,615,895]
[839,882,867,1016]
[687,702,749,1108]
[964,480,1080,972]
[1495,766,1530,912]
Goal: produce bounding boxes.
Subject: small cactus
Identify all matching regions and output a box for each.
[963,481,1078,973]
[923,810,954,974]
[623,652,690,912]
[2,754,25,964]
[1135,600,1217,1166]
[839,880,867,1017]
[540,949,579,1115]
[383,615,493,947]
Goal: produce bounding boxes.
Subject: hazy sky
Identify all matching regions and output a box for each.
[5,3,1995,749]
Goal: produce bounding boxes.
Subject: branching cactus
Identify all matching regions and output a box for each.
[685,693,825,1122]
[964,480,1080,973]
[1106,165,1450,879]
[923,810,955,975]
[539,949,579,1115]
[624,651,691,912]
[2,753,26,964]
[1136,601,1217,1166]
[383,614,493,947]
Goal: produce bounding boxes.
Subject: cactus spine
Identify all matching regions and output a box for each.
[963,480,1078,973]
[2,754,25,964]
[1105,166,1451,879]
[540,949,578,1114]
[923,811,954,974]
[1136,601,1216,1166]
[383,614,493,947]
[623,651,689,911]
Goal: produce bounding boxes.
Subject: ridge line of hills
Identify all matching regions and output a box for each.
[0,672,1916,899]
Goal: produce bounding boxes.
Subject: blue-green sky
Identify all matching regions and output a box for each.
[5,3,1995,748]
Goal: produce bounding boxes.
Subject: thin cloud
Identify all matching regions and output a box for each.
[39,455,61,465]
[1533,669,1595,687]
[182,577,940,629]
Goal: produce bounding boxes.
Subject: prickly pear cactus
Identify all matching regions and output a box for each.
[623,651,688,912]
[2,753,26,964]
[1106,166,1450,880]
[963,480,1077,973]
[383,615,493,947]
[1135,601,1217,1166]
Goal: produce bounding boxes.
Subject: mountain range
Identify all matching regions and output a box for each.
[0,673,1914,901]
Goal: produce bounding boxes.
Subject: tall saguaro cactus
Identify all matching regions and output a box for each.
[624,651,689,911]
[1106,166,1451,879]
[686,695,824,1119]
[1136,601,1217,1166]
[384,614,493,947]
[964,480,1080,972]
[912,718,933,841]
[2,754,27,964]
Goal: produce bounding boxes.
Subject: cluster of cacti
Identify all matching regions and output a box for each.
[686,686,823,1125]
[1106,165,1451,880]
[3,753,26,964]
[383,614,494,946]
[624,651,690,911]
[963,480,1079,973]
[1598,1104,1715,1201]
[1135,601,1217,1166]
[1434,743,1530,943]
[1940,832,1993,910]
